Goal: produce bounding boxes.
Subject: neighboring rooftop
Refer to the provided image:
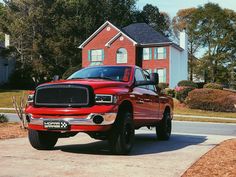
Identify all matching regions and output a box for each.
[122,23,171,45]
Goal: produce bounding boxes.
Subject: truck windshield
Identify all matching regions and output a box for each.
[68,66,132,82]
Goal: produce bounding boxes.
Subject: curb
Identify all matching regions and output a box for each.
[174,114,236,121]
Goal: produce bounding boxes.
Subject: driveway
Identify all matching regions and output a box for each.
[0,124,235,177]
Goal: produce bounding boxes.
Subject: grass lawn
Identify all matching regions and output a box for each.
[0,89,28,108]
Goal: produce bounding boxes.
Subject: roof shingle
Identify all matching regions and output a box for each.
[122,23,171,44]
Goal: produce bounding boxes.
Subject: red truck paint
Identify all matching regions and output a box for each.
[26,65,173,154]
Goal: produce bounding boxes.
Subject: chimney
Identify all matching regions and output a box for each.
[5,34,10,48]
[179,29,188,51]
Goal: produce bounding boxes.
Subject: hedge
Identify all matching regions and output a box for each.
[177,80,198,88]
[186,89,236,112]
[203,83,223,90]
[175,86,195,103]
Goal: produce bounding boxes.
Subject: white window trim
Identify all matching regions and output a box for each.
[116,48,128,64]
[143,48,152,60]
[90,49,104,62]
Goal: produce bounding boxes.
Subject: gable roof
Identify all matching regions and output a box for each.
[105,32,137,47]
[122,23,171,45]
[79,21,184,51]
[79,21,137,49]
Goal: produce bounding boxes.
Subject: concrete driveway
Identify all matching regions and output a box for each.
[0,127,234,177]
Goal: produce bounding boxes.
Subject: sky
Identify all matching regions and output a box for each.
[137,0,236,17]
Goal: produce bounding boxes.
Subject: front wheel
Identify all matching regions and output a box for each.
[108,112,135,155]
[28,129,58,150]
[156,111,172,140]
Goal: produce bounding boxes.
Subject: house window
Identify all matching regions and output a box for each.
[116,48,127,64]
[155,68,167,83]
[154,47,166,59]
[88,49,104,62]
[143,48,152,60]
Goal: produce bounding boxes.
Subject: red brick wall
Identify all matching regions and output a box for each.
[105,35,136,66]
[142,46,170,83]
[82,24,119,67]
[82,24,136,67]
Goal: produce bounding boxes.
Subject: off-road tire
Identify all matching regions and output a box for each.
[156,111,172,140]
[28,129,58,150]
[108,111,135,155]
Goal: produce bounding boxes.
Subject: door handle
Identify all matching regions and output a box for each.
[136,100,144,104]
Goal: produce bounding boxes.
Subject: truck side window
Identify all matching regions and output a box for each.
[143,70,157,92]
[135,69,146,81]
[135,69,147,89]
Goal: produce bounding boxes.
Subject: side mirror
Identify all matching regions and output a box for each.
[53,75,59,81]
[150,73,159,85]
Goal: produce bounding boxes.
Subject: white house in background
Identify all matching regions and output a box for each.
[0,34,15,84]
[169,31,188,88]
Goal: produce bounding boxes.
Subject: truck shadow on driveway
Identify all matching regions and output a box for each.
[55,133,207,156]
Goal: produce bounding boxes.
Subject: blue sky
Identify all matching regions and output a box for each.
[137,0,236,17]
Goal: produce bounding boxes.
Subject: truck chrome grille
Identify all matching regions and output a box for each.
[35,84,94,107]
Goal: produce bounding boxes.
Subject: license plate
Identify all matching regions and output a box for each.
[43,120,70,130]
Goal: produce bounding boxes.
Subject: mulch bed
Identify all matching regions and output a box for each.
[0,123,28,140]
[182,139,236,177]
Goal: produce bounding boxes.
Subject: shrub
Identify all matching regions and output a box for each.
[195,82,206,88]
[0,114,8,123]
[186,89,236,112]
[158,83,169,90]
[164,88,175,97]
[203,83,223,90]
[175,86,195,103]
[178,80,198,88]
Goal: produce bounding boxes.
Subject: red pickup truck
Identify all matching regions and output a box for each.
[25,65,173,154]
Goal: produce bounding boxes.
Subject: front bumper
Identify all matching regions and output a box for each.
[27,113,117,132]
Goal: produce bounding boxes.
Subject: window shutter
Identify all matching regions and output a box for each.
[163,68,167,82]
[154,48,157,60]
[102,49,104,60]
[149,48,152,60]
[164,48,167,59]
[88,50,91,61]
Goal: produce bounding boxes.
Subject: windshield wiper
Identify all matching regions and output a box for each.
[68,77,84,80]
[85,76,115,81]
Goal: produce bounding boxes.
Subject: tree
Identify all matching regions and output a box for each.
[172,8,201,81]
[1,0,171,88]
[194,3,236,83]
[139,4,171,36]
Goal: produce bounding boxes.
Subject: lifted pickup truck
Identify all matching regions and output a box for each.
[25,65,173,154]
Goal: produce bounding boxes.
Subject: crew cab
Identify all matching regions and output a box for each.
[25,65,173,154]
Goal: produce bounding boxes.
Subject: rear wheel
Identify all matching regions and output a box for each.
[108,111,134,155]
[156,111,172,140]
[28,129,58,150]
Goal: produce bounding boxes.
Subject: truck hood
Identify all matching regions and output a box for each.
[38,79,130,90]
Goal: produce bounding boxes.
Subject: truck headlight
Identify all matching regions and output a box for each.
[95,94,117,104]
[27,94,34,103]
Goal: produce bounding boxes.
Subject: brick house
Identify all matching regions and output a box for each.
[79,21,188,88]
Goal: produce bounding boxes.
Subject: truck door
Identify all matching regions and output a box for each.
[133,69,156,125]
